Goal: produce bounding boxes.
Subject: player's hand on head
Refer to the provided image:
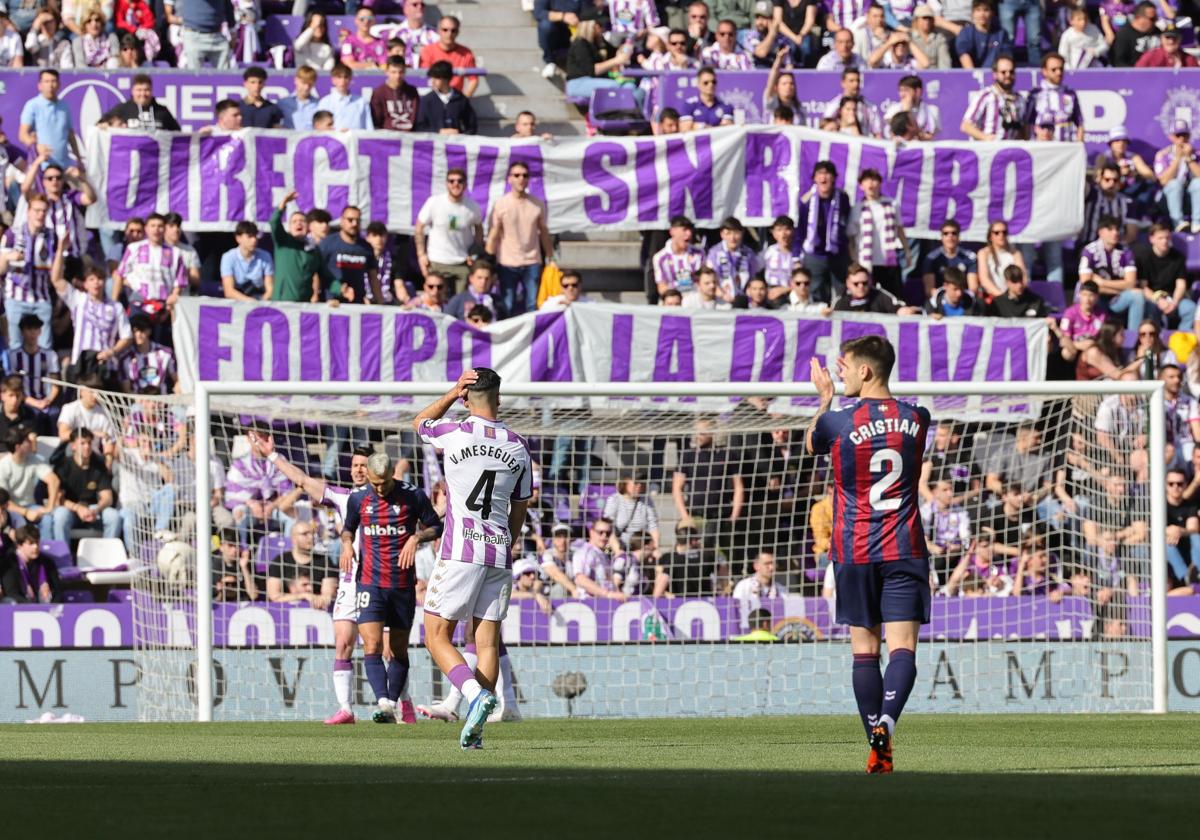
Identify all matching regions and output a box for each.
[455,368,479,399]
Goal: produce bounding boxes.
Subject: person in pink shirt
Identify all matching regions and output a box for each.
[340,7,388,68]
[1135,23,1197,66]
[1057,280,1106,367]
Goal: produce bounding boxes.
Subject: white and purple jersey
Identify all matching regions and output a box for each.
[416,415,533,570]
[62,285,130,364]
[389,20,438,68]
[705,242,760,296]
[224,453,294,508]
[1058,304,1105,342]
[321,484,370,584]
[828,0,868,28]
[700,44,753,70]
[119,341,177,394]
[652,243,706,292]
[680,96,733,127]
[14,191,86,258]
[1154,144,1198,184]
[822,96,880,136]
[1077,239,1135,282]
[5,346,59,400]
[573,542,615,592]
[3,226,55,303]
[920,502,971,547]
[609,0,659,34]
[761,240,804,288]
[882,100,941,138]
[1024,82,1082,142]
[116,240,188,306]
[963,86,1026,140]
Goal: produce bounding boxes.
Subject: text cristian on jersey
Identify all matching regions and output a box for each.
[847,416,924,446]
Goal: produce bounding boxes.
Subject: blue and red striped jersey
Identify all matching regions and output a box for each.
[342,480,441,589]
[811,398,930,565]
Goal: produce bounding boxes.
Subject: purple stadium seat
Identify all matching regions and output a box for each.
[40,540,83,582]
[256,534,290,576]
[1029,281,1065,313]
[578,484,615,525]
[901,275,926,307]
[62,590,94,603]
[589,88,649,135]
[108,589,134,603]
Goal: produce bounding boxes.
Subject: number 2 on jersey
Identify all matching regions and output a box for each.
[466,469,497,519]
[868,449,902,512]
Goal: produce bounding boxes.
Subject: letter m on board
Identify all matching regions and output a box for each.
[1006,650,1054,700]
[16,659,67,708]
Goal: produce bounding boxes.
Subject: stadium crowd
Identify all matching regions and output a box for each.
[0,0,1196,622]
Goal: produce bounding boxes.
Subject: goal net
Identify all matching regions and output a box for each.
[98,382,1166,722]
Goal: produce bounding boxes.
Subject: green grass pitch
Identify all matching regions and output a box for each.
[2,715,1196,839]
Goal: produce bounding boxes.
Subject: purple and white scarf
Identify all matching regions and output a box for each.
[82,33,112,66]
[801,190,842,257]
[856,199,900,268]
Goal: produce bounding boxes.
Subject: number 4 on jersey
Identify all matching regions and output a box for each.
[466,469,497,519]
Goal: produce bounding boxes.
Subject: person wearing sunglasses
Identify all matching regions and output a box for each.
[960,55,1024,142]
[572,518,628,600]
[832,262,920,314]
[920,220,976,296]
[680,66,734,130]
[340,8,387,68]
[485,162,554,315]
[782,266,827,314]
[975,220,1026,298]
[406,274,448,311]
[700,17,753,69]
[418,14,478,97]
[1110,0,1160,67]
[540,269,590,309]
[391,0,438,70]
[415,169,483,292]
[1164,466,1200,585]
[447,260,505,321]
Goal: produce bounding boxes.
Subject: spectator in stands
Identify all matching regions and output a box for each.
[747,6,788,68]
[975,219,1026,298]
[7,313,60,430]
[921,220,977,296]
[268,192,328,303]
[311,110,334,131]
[1059,5,1108,67]
[661,524,712,596]
[1082,164,1134,245]
[660,288,683,305]
[1076,320,1134,379]
[534,0,579,78]
[446,260,504,321]
[212,528,256,602]
[820,68,878,137]
[760,215,801,292]
[733,275,777,309]
[406,274,448,312]
[797,160,851,303]
[1111,1,1158,66]
[538,522,577,597]
[680,66,732,130]
[601,474,660,551]
[983,481,1038,560]
[573,518,626,600]
[987,265,1048,318]
[1155,120,1200,233]
[1163,364,1200,465]
[161,215,199,292]
[0,525,59,603]
[24,9,71,67]
[702,18,753,68]
[48,256,130,384]
[1136,21,1195,66]
[112,212,187,328]
[47,427,120,541]
[1078,214,1141,328]
[772,0,821,67]
[225,425,300,546]
[1025,53,1084,143]
[316,64,372,131]
[926,267,985,318]
[612,533,671,598]
[119,313,177,395]
[238,67,283,130]
[101,75,180,132]
[882,75,940,140]
[853,3,892,61]
[705,216,759,298]
[371,56,420,132]
[19,70,80,168]
[956,0,1012,68]
[921,477,971,575]
[72,10,120,67]
[0,426,52,538]
[0,194,56,350]
[816,26,861,71]
[340,7,387,69]
[683,266,733,309]
[761,59,801,124]
[220,222,273,302]
[414,60,478,134]
[984,422,1054,503]
[512,111,554,141]
[642,27,700,83]
[961,56,1025,141]
[833,264,919,314]
[1083,469,1146,594]
[293,11,335,70]
[732,549,786,598]
[364,223,404,306]
[1166,467,1200,583]
[57,377,118,457]
[540,269,591,308]
[847,168,909,299]
[1135,221,1193,329]
[0,9,22,68]
[278,67,319,131]
[673,418,745,549]
[565,20,640,109]
[17,154,93,273]
[781,266,826,313]
[266,520,336,607]
[485,162,553,316]
[414,169,483,292]
[0,376,37,446]
[1058,280,1106,365]
[319,205,383,305]
[176,0,233,69]
[685,1,716,52]
[653,215,706,296]
[206,98,243,132]
[419,15,478,97]
[907,5,950,68]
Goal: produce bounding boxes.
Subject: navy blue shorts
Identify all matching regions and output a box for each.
[833,556,931,628]
[357,585,416,629]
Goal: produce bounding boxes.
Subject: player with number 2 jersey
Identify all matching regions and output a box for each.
[807,334,930,775]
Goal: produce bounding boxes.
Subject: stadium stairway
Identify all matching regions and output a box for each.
[435,0,647,300]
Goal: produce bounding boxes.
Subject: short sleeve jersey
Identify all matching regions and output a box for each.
[417,415,533,569]
[810,398,930,565]
[342,480,440,589]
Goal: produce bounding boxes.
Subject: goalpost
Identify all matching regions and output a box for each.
[108,379,1167,721]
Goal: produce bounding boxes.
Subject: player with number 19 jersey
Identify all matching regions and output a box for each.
[811,399,930,567]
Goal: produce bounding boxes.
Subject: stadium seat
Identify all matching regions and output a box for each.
[62,590,95,603]
[108,589,134,603]
[589,88,649,135]
[76,538,135,586]
[1028,281,1065,313]
[36,435,61,462]
[256,534,290,575]
[40,540,83,583]
[577,484,615,524]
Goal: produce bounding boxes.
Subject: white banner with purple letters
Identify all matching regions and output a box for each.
[175,299,1047,419]
[88,125,1085,243]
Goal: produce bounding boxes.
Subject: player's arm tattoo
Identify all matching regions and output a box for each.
[805,402,832,456]
[414,525,441,544]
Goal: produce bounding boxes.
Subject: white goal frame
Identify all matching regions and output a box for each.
[192,380,1168,721]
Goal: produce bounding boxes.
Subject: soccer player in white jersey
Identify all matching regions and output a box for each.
[413,367,532,749]
[247,431,375,724]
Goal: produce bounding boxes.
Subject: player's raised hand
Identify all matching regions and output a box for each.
[398,534,418,569]
[809,357,835,406]
[247,429,275,459]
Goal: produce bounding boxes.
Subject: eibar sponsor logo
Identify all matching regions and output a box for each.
[362,523,409,537]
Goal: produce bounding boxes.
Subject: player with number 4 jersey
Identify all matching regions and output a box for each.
[807,335,930,775]
[414,367,532,750]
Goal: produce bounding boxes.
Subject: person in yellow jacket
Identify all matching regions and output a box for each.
[731,608,778,642]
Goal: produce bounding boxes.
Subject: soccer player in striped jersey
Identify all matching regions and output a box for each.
[247,431,374,724]
[341,452,442,724]
[806,335,931,774]
[413,368,532,749]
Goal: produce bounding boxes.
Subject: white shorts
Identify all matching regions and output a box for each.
[423,559,512,623]
[332,576,359,623]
